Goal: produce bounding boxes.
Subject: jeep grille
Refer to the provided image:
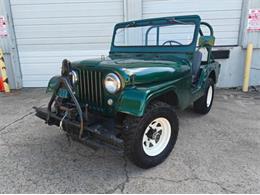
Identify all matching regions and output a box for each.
[77,69,103,110]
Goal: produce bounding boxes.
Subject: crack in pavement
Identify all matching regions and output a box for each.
[194,177,238,194]
[0,104,46,135]
[0,111,35,134]
[121,155,130,193]
[106,155,129,194]
[105,154,238,194]
[129,175,238,194]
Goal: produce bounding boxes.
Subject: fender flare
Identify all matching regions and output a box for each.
[116,85,182,117]
[46,76,60,93]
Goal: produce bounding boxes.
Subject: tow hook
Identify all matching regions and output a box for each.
[59,111,68,130]
[59,111,73,145]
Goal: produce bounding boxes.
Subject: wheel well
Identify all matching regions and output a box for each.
[209,71,216,83]
[152,91,179,108]
[116,91,179,124]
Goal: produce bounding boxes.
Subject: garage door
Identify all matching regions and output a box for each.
[10,0,123,87]
[143,0,243,46]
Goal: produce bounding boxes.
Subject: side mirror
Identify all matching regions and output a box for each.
[199,36,215,47]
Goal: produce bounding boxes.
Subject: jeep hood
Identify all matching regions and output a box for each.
[72,58,190,85]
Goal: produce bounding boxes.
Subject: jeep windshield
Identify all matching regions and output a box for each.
[110,15,201,53]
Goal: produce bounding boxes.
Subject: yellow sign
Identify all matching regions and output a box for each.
[0,49,10,92]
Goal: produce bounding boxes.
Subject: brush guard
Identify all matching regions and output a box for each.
[34,76,123,148]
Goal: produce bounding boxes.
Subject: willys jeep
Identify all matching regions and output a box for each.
[34,15,220,169]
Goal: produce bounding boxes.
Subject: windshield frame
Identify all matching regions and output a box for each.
[110,15,201,53]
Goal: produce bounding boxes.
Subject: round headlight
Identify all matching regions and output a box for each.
[104,73,121,94]
[71,70,78,84]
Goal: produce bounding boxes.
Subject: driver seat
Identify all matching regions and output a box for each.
[192,50,202,83]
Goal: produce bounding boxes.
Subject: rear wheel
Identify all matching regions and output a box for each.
[193,78,215,114]
[122,101,179,169]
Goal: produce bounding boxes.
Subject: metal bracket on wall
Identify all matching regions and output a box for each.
[212,50,230,59]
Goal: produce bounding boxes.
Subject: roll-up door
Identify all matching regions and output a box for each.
[143,0,243,46]
[10,0,123,87]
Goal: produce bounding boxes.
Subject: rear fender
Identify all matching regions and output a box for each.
[192,62,220,102]
[198,62,220,88]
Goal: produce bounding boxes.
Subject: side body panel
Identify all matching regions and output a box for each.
[117,73,192,117]
[192,61,221,102]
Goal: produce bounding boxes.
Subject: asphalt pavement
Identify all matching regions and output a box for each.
[0,88,259,193]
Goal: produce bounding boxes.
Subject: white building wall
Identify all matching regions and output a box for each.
[1,0,259,88]
[143,0,243,46]
[218,0,260,87]
[143,0,260,88]
[9,0,124,87]
[0,0,22,89]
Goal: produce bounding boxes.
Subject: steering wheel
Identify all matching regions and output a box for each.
[162,40,183,46]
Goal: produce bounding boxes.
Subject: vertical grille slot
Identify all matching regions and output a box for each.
[77,69,103,110]
[98,72,103,106]
[82,71,86,99]
[86,70,91,102]
[95,71,98,104]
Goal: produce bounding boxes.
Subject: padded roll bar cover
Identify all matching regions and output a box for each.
[192,51,203,76]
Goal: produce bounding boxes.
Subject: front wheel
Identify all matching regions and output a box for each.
[122,101,179,169]
[193,78,215,114]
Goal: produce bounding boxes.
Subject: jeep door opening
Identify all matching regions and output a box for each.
[34,15,220,169]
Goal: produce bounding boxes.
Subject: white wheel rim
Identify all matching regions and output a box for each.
[142,117,171,156]
[206,86,213,107]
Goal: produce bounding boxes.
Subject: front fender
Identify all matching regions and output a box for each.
[116,87,149,117]
[46,76,60,93]
[116,78,190,117]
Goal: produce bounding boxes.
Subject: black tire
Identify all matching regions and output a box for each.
[193,78,215,114]
[122,101,179,169]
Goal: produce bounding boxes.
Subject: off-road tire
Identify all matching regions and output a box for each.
[122,101,179,169]
[193,78,215,114]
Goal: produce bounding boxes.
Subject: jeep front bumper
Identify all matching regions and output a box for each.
[33,76,123,148]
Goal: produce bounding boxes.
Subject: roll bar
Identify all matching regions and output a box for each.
[199,22,214,36]
[144,22,214,46]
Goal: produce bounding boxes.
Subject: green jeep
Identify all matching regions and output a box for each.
[35,15,220,169]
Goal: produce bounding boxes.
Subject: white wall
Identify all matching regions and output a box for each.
[143,0,260,88]
[217,47,260,88]
[143,0,243,46]
[1,0,259,88]
[0,0,22,89]
[10,0,124,87]
[218,0,260,88]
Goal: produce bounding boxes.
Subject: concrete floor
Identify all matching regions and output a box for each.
[0,88,260,193]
